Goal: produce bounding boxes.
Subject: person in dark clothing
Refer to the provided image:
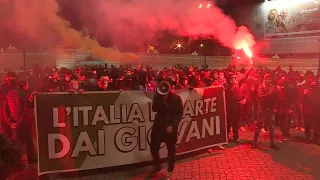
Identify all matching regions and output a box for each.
[0,72,17,139]
[150,81,183,178]
[3,78,36,164]
[203,70,213,86]
[45,79,60,92]
[252,74,279,150]
[240,77,255,128]
[192,74,206,88]
[225,72,246,143]
[67,79,84,93]
[303,78,319,144]
[277,78,292,140]
[83,72,101,91]
[212,71,226,86]
[296,73,307,131]
[175,75,190,89]
[97,75,110,91]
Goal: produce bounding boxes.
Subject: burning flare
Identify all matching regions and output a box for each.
[233,27,255,59]
[243,46,253,59]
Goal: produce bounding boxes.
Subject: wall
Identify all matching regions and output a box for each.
[0,52,318,72]
[136,54,319,72]
[0,51,56,71]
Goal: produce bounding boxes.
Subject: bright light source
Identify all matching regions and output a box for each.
[199,4,202,8]
[316,0,318,3]
[207,3,211,8]
[237,56,241,59]
[200,43,204,47]
[175,42,183,50]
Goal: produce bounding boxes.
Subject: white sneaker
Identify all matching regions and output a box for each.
[165,172,172,179]
[261,128,266,133]
[218,145,226,150]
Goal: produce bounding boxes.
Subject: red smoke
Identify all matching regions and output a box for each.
[0,0,256,57]
[77,0,256,54]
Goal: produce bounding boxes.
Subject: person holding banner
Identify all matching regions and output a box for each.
[150,80,183,178]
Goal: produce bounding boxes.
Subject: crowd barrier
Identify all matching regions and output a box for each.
[34,86,227,175]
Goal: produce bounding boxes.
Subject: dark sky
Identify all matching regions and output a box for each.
[58,0,263,31]
[56,0,263,53]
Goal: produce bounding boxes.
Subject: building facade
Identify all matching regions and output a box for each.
[233,0,320,55]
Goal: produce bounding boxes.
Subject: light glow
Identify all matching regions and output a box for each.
[175,42,183,50]
[243,46,253,58]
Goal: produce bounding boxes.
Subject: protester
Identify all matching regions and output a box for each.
[1,62,319,174]
[0,72,17,139]
[252,74,279,149]
[3,78,36,164]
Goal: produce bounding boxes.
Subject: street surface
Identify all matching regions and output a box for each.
[8,127,320,180]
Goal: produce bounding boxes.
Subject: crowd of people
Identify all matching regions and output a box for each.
[0,63,319,167]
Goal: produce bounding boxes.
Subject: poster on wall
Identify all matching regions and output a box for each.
[262,0,320,38]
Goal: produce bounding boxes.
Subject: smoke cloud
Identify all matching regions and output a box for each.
[77,0,256,52]
[0,0,255,60]
[0,0,139,62]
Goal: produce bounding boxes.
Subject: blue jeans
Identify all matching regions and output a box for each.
[253,109,276,146]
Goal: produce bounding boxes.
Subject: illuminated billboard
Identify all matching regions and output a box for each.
[262,0,320,38]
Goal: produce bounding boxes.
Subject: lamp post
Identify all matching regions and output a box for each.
[23,49,26,71]
[200,43,207,67]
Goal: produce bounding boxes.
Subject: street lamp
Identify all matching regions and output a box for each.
[175,42,183,50]
[199,2,211,8]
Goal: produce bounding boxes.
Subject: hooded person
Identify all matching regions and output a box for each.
[83,71,100,91]
[252,74,280,150]
[150,79,183,178]
[303,77,320,144]
[0,71,17,138]
[3,78,36,164]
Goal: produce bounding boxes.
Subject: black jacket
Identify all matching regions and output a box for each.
[257,83,277,110]
[152,92,183,136]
